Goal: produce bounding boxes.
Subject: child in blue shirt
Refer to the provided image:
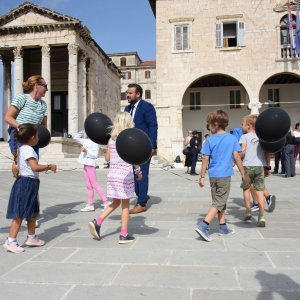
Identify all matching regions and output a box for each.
[196,110,249,242]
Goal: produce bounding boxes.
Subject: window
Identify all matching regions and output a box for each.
[123,71,131,80]
[230,90,241,109]
[121,92,126,100]
[174,24,190,51]
[145,70,151,78]
[216,21,245,48]
[145,90,151,99]
[54,95,61,110]
[190,92,200,110]
[120,57,126,66]
[268,89,280,107]
[280,14,296,45]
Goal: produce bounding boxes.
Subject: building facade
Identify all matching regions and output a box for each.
[150,0,300,161]
[0,2,121,139]
[108,52,156,110]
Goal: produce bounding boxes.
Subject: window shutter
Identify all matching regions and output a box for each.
[216,22,222,47]
[237,21,245,46]
[175,26,182,50]
[183,26,189,50]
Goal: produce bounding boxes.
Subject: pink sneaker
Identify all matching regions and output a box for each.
[25,236,45,247]
[3,239,25,254]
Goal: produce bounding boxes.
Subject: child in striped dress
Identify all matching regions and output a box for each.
[88,112,142,244]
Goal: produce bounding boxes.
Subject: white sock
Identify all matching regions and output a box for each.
[28,234,35,239]
[8,237,17,243]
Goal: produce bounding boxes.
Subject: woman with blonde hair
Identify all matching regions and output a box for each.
[5,75,48,154]
[88,112,142,244]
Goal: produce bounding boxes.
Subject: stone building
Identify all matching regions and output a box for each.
[149,0,300,161]
[0,2,121,139]
[108,52,156,110]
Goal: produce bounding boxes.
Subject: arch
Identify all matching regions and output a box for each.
[180,72,252,140]
[259,72,300,109]
[179,71,253,103]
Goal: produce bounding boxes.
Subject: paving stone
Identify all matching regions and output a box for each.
[0,168,299,299]
[2,261,121,285]
[0,282,71,300]
[113,265,239,289]
[66,286,190,300]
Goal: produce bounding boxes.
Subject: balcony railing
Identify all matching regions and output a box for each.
[281,44,300,59]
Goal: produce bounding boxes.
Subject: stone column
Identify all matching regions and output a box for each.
[78,51,87,130]
[2,56,12,140]
[248,100,262,115]
[13,46,23,96]
[41,45,51,131]
[68,43,79,134]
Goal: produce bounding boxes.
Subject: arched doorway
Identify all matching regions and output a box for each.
[259,72,300,124]
[182,73,250,142]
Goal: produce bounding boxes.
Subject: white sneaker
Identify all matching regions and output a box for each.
[80,204,95,212]
[25,235,45,247]
[3,239,25,253]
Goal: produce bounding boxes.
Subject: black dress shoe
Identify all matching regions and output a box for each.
[190,172,199,175]
[271,171,278,174]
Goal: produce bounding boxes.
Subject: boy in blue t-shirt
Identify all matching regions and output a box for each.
[195,110,249,242]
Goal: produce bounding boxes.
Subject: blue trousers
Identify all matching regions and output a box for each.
[135,159,151,207]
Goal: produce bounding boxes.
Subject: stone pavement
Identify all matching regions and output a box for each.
[0,167,300,300]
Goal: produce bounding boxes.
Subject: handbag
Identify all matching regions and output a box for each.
[182,147,191,155]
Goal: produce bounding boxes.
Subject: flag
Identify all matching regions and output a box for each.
[288,0,295,50]
[296,0,300,54]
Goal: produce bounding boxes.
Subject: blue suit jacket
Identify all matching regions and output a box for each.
[125,99,158,149]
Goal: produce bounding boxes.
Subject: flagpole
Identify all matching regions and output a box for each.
[296,0,300,55]
[288,0,295,57]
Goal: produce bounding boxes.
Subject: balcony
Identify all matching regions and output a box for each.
[280,44,300,60]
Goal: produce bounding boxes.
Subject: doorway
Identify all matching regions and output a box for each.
[51,92,68,136]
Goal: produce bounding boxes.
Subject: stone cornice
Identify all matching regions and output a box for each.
[274,1,299,12]
[0,22,93,44]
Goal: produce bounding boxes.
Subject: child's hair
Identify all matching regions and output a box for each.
[13,123,38,163]
[110,112,134,140]
[206,110,229,130]
[243,114,257,128]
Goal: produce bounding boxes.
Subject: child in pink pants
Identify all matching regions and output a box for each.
[73,131,108,212]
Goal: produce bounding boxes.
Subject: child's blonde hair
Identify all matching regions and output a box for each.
[243,114,257,128]
[110,112,134,140]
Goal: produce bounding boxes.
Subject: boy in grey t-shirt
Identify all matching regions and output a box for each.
[239,115,269,227]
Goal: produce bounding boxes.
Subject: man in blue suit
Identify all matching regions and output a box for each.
[125,84,158,214]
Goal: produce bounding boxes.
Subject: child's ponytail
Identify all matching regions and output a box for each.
[13,128,19,165]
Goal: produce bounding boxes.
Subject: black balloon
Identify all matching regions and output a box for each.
[116,128,152,165]
[84,112,113,145]
[259,137,286,154]
[36,124,51,148]
[255,108,291,142]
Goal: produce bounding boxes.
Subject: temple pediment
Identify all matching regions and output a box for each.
[0,1,80,29]
[2,11,59,27]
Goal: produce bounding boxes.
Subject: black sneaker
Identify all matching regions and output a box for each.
[266,195,276,212]
[88,219,101,240]
[119,235,135,244]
